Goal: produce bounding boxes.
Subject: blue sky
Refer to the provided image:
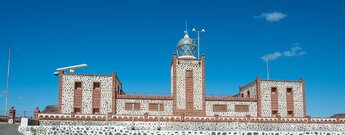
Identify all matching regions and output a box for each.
[0,0,344,117]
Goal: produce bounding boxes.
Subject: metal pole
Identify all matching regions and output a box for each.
[131,104,134,130]
[158,103,161,130]
[198,31,200,59]
[5,47,11,116]
[266,59,270,80]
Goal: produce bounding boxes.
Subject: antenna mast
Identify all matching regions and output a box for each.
[185,21,188,35]
[5,47,11,115]
[266,58,270,80]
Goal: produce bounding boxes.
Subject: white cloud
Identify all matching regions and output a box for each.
[256,12,287,22]
[261,52,282,61]
[261,44,306,61]
[283,46,306,57]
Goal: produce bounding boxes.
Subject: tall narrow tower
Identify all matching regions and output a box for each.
[171,33,206,116]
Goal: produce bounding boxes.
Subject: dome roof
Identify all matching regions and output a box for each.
[177,34,195,46]
[176,34,197,58]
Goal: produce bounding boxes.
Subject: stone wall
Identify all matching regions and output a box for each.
[205,101,257,117]
[37,120,345,132]
[61,74,113,114]
[174,59,204,110]
[116,99,173,115]
[260,80,304,117]
[19,120,345,135]
[240,81,257,98]
[18,125,345,135]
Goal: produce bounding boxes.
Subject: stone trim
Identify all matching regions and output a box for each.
[117,95,173,100]
[256,77,262,117]
[301,78,306,117]
[234,105,249,112]
[201,55,206,115]
[148,103,165,111]
[205,97,257,102]
[185,69,194,110]
[172,54,177,115]
[58,70,64,113]
[37,113,345,124]
[240,80,256,92]
[92,81,101,114]
[65,74,112,76]
[74,81,83,114]
[271,86,279,116]
[124,103,141,111]
[261,80,301,82]
[286,87,294,117]
[112,72,116,114]
[213,104,227,112]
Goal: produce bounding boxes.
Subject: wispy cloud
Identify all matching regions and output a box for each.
[283,46,306,57]
[261,44,306,61]
[255,11,287,22]
[261,52,282,61]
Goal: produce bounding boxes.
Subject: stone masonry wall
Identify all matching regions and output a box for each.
[18,125,345,135]
[175,59,203,110]
[205,101,257,117]
[240,82,257,98]
[23,120,345,134]
[62,74,113,114]
[260,80,304,117]
[37,120,345,132]
[116,99,173,115]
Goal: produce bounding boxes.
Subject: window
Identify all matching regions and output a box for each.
[74,108,81,114]
[271,87,277,94]
[125,103,140,111]
[186,70,193,78]
[247,91,250,98]
[92,108,100,114]
[286,88,292,95]
[213,104,227,112]
[272,110,278,117]
[288,111,293,117]
[93,82,100,90]
[241,93,244,97]
[75,82,82,89]
[149,103,164,111]
[235,105,249,112]
[186,102,193,110]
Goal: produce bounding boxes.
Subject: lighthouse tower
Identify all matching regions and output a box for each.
[171,32,206,116]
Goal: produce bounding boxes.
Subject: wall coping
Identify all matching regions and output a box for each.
[37,113,345,124]
[117,95,173,100]
[205,97,257,102]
